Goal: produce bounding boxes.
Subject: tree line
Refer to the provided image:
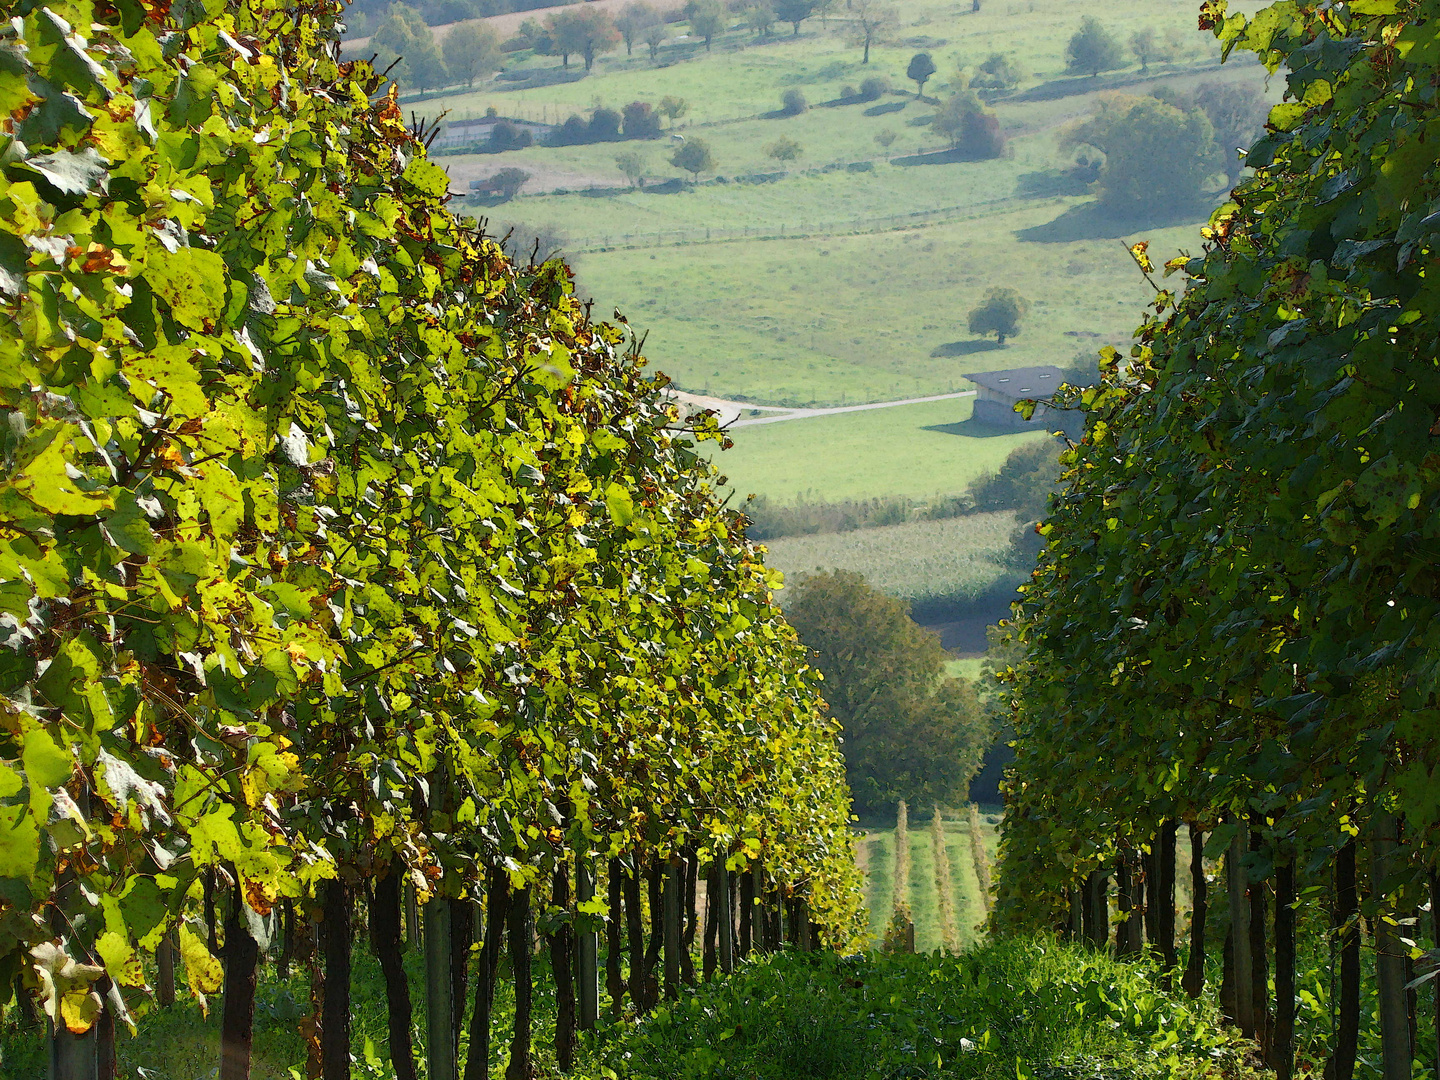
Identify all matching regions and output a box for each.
[0,1,866,1078]
[996,3,1440,1079]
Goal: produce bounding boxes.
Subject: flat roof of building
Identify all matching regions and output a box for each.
[964,366,1067,396]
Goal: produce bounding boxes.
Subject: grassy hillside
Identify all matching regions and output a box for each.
[379,0,1280,606]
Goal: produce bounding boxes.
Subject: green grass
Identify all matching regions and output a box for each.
[765,510,1018,606]
[577,939,1248,1080]
[588,202,1203,407]
[863,830,896,947]
[948,818,986,937]
[716,398,1048,501]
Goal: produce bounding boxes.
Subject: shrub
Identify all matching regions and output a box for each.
[487,121,534,152]
[550,113,591,145]
[766,135,803,161]
[589,106,623,141]
[780,87,808,115]
[859,75,889,100]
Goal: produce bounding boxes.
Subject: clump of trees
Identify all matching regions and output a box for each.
[616,1,660,55]
[1065,16,1124,78]
[549,99,669,146]
[746,1,777,38]
[971,52,1021,91]
[967,286,1028,344]
[548,6,621,70]
[780,88,808,115]
[1193,80,1269,186]
[486,119,534,152]
[787,572,992,816]
[1064,93,1217,215]
[933,90,1005,158]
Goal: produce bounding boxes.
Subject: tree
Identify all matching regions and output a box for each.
[1065,94,1216,215]
[687,0,725,50]
[971,52,1021,91]
[907,52,936,98]
[967,286,1028,345]
[851,0,896,64]
[550,7,621,71]
[589,105,623,140]
[932,90,1005,158]
[616,1,659,56]
[658,95,689,124]
[1065,16,1124,78]
[1194,81,1268,187]
[640,21,668,60]
[779,88,807,116]
[786,572,991,815]
[766,135,802,161]
[1129,27,1160,73]
[615,149,649,187]
[515,17,554,55]
[773,0,815,36]
[670,137,715,179]
[371,4,449,91]
[622,100,662,139]
[746,2,776,38]
[443,21,502,89]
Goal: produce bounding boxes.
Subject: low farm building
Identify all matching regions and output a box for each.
[965,366,1065,429]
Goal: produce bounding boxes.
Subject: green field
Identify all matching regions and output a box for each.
[859,810,998,951]
[715,396,1047,501]
[765,510,1017,605]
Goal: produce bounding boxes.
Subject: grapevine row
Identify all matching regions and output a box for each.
[997,3,1440,1079]
[0,0,862,1075]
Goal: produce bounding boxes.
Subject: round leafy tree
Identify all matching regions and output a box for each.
[968,287,1029,344]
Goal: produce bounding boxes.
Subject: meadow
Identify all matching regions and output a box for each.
[764,510,1018,606]
[714,397,1047,501]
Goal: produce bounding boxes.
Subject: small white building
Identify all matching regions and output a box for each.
[965,366,1064,429]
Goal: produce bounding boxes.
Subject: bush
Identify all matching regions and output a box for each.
[780,87,808,115]
[589,106,623,141]
[486,120,534,152]
[766,135,802,161]
[933,90,1005,158]
[550,113,591,145]
[859,74,889,100]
